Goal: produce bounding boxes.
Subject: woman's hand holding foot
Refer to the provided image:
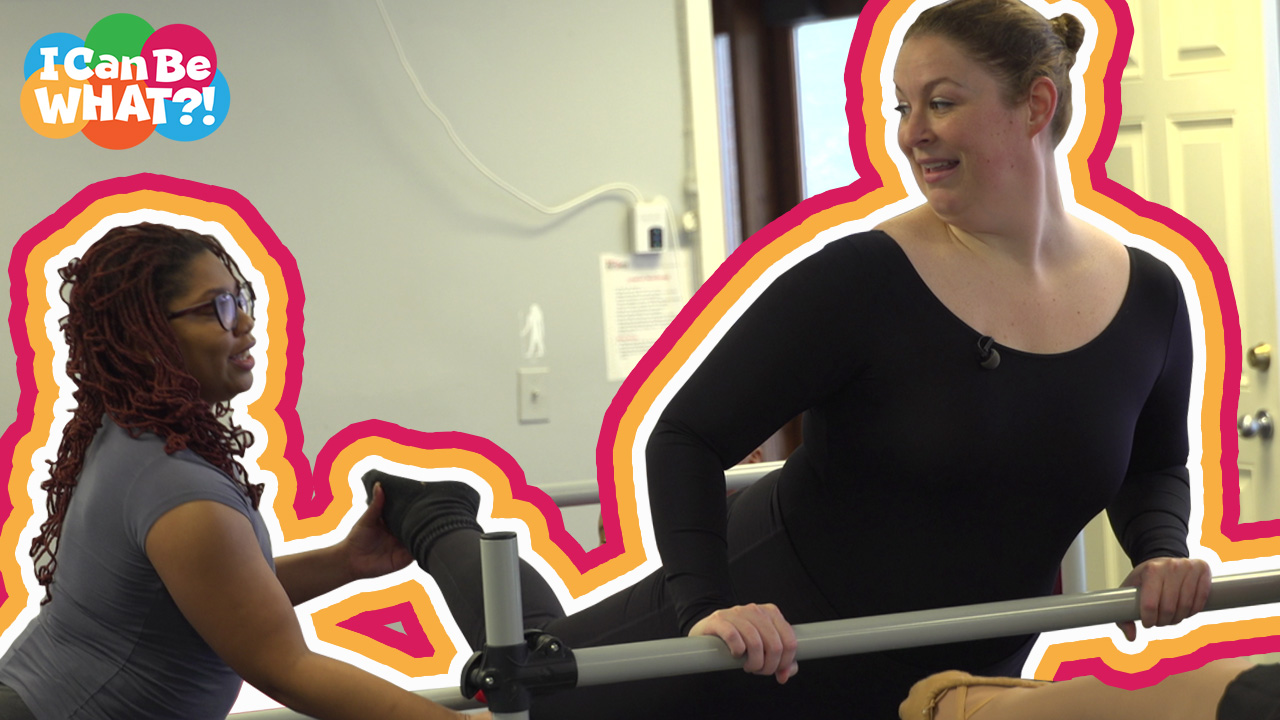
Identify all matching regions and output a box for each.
[341,483,413,582]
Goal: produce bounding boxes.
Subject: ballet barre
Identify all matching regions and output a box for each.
[230,534,1280,719]
[537,460,784,508]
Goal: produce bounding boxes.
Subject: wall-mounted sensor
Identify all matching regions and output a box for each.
[632,196,671,254]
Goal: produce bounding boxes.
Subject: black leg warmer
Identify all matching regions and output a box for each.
[362,469,483,565]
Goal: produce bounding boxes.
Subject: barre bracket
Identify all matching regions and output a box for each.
[461,629,578,714]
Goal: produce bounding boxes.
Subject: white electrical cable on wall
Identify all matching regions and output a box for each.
[375,0,691,307]
[374,0,645,216]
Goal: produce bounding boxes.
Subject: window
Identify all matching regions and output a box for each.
[711,1,863,460]
[795,16,860,198]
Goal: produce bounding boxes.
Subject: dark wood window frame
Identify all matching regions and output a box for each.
[712,0,866,461]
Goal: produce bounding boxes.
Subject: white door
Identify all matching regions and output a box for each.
[1085,0,1279,591]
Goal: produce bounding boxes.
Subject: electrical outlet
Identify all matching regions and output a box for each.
[632,196,670,254]
[518,368,549,423]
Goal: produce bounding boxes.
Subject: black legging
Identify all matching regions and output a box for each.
[0,683,36,720]
[425,471,1035,719]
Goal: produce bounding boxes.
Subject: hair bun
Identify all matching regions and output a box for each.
[1052,14,1085,54]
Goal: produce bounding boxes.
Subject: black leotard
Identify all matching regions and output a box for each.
[647,230,1192,638]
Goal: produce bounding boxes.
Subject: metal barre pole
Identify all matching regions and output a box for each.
[538,461,783,507]
[480,532,530,720]
[569,569,1280,688]
[231,569,1280,716]
[481,533,526,654]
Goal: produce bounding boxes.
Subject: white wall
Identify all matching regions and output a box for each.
[2,0,697,549]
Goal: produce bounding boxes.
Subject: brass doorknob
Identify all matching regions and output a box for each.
[1239,410,1274,439]
[1247,343,1271,371]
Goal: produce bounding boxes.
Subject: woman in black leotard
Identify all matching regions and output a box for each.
[372,1,1212,717]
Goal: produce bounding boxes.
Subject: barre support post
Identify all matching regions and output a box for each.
[472,532,530,720]
[460,532,576,718]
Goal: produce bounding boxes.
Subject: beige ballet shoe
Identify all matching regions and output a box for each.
[899,670,1050,720]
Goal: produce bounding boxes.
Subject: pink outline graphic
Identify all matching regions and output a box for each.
[335,601,435,659]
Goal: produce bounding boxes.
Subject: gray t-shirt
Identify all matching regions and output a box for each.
[0,419,273,719]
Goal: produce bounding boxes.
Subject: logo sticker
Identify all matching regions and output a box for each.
[20,13,229,148]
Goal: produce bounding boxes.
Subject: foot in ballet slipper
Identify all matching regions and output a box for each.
[361,469,482,563]
[899,670,1050,720]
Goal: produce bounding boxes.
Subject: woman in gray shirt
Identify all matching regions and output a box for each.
[0,223,484,720]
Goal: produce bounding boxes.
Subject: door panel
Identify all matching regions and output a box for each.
[1088,0,1278,590]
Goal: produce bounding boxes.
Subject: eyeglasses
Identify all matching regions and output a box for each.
[167,286,255,332]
